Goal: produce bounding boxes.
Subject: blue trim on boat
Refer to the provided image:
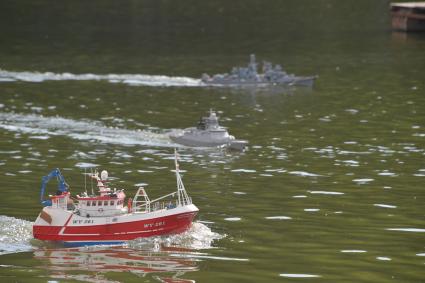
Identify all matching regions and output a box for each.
[62,241,125,247]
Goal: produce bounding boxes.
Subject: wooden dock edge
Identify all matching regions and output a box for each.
[391,2,425,31]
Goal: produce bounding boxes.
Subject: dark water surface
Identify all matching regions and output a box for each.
[0,1,424,282]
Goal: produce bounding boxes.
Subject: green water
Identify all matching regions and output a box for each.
[0,1,424,282]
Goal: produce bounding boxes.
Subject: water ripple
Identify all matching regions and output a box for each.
[170,253,249,262]
[265,216,292,220]
[280,273,321,278]
[386,228,425,233]
[289,171,322,177]
[224,217,242,221]
[374,204,397,209]
[309,191,344,195]
[231,169,256,173]
[340,250,367,253]
[352,178,374,184]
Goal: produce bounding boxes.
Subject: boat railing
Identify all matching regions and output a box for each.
[148,192,178,212]
[149,192,177,204]
[132,150,193,213]
[151,198,180,212]
[132,189,192,213]
[132,187,151,213]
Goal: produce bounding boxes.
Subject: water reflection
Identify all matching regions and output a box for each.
[34,246,198,283]
[30,222,223,282]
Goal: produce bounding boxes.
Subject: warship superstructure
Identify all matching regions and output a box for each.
[201,54,317,87]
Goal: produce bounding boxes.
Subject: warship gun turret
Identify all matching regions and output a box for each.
[201,54,317,87]
[169,110,248,151]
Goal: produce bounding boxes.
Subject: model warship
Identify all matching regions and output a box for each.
[201,54,317,87]
[169,110,248,151]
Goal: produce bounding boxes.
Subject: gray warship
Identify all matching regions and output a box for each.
[201,54,317,87]
[169,110,248,150]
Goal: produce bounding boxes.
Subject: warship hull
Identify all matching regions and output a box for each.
[287,76,317,87]
[202,75,317,87]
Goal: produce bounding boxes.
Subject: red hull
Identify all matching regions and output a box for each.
[33,211,197,242]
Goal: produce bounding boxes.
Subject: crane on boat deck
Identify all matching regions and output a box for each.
[40,168,69,207]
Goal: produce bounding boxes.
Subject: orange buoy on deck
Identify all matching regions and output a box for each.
[127,198,132,213]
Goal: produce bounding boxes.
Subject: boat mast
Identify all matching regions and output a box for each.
[174,149,191,206]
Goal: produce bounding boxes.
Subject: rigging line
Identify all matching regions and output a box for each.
[90,168,94,196]
[84,167,87,194]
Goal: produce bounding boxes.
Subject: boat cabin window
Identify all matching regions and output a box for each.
[87,201,91,206]
[104,201,108,206]
[110,200,114,206]
[98,201,102,206]
[92,201,96,206]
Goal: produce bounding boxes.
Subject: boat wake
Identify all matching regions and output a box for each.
[128,222,224,250]
[0,69,202,87]
[0,112,177,148]
[0,215,33,255]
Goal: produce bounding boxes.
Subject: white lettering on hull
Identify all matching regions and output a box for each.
[72,219,95,224]
[143,221,166,228]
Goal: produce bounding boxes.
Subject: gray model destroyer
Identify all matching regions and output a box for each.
[169,110,248,150]
[201,54,317,87]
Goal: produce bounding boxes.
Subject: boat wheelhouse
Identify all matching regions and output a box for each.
[75,170,127,218]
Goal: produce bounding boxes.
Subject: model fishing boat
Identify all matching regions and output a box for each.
[33,151,198,247]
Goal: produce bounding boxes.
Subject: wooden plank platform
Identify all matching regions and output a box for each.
[391,2,425,31]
